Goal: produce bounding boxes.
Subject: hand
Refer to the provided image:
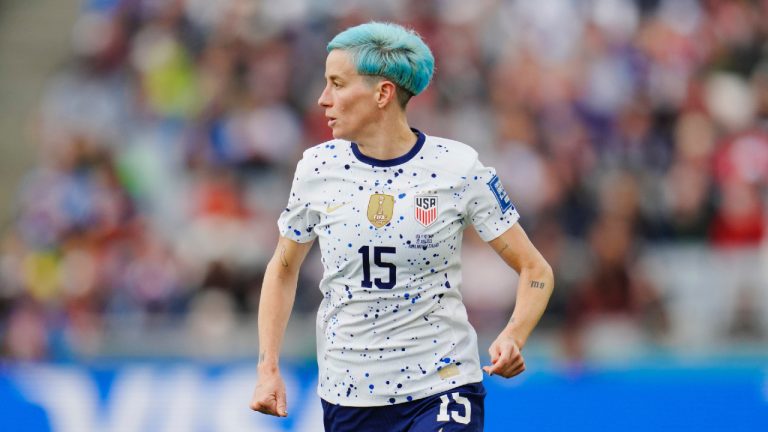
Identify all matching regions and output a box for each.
[250,371,288,417]
[482,334,525,378]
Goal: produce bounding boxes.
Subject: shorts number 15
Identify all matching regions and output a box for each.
[437,392,471,425]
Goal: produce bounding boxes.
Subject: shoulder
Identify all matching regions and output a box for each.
[422,134,481,175]
[302,138,348,158]
[300,138,348,161]
[425,135,480,160]
[294,139,349,173]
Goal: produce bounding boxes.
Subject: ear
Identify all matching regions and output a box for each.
[375,80,398,109]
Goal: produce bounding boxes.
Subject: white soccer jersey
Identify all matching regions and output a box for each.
[278,129,519,407]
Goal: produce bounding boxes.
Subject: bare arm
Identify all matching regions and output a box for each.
[483,223,554,377]
[251,235,314,416]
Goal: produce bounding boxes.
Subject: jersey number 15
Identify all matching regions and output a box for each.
[358,246,396,289]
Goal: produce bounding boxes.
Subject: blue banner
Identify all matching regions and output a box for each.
[1,361,766,431]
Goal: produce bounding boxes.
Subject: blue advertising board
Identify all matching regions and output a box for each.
[1,360,766,431]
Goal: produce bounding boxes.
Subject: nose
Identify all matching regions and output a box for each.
[318,83,332,108]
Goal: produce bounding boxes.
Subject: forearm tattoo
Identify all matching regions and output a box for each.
[498,242,509,255]
[279,246,288,267]
[530,280,546,289]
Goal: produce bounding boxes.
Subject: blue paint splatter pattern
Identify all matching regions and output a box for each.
[277,130,519,406]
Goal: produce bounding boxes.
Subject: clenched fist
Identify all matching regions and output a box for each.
[482,334,525,378]
[250,371,288,417]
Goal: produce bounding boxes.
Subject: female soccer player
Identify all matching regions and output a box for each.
[250,21,553,432]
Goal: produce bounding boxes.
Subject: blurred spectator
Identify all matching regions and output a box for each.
[2,0,768,361]
[3,299,49,360]
[654,160,714,241]
[563,215,668,360]
[709,179,765,247]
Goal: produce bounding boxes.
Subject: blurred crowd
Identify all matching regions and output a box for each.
[2,0,768,361]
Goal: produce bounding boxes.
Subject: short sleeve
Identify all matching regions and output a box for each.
[463,159,520,241]
[277,158,320,243]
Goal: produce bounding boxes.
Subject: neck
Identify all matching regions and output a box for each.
[354,115,416,160]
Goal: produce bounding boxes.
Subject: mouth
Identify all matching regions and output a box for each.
[326,116,337,127]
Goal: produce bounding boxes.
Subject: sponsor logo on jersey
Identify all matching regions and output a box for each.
[367,194,395,228]
[487,175,514,214]
[438,363,460,379]
[414,195,438,227]
[326,202,348,213]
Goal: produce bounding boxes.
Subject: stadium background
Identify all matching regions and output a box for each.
[1,0,767,430]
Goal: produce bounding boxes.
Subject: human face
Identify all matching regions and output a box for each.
[317,50,380,141]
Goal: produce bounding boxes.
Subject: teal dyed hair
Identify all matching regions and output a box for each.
[327,22,434,99]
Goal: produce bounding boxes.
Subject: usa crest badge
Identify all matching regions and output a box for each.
[414,195,438,227]
[367,194,395,228]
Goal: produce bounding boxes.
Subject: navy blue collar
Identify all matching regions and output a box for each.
[351,128,425,167]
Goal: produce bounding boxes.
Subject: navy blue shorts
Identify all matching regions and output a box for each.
[321,382,486,432]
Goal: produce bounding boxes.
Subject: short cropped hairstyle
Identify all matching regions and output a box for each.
[327,22,434,107]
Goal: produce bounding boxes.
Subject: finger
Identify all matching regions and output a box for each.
[267,401,279,416]
[487,358,507,375]
[252,396,278,416]
[508,353,524,370]
[277,391,288,417]
[508,362,526,377]
[501,361,526,378]
[490,350,524,376]
[499,342,522,366]
[251,400,271,414]
[488,344,501,364]
[485,344,501,375]
[493,346,513,369]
